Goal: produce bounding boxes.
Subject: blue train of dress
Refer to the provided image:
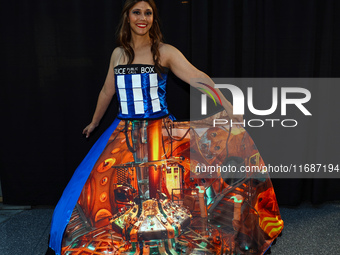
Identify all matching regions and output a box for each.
[49,119,120,255]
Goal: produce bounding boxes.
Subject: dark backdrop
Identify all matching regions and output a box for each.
[1,0,340,206]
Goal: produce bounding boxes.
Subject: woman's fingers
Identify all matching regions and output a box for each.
[83,125,91,138]
[234,115,244,123]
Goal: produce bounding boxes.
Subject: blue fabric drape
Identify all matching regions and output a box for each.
[49,118,121,255]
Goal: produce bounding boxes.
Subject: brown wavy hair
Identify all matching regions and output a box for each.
[116,0,164,75]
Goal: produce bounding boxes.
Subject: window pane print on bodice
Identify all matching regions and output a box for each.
[114,65,169,119]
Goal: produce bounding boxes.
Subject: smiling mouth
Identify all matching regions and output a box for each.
[136,24,147,28]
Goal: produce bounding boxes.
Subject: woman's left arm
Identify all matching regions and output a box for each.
[162,44,243,122]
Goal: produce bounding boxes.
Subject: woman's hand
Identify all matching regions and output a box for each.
[227,109,244,124]
[224,101,244,123]
[82,122,99,138]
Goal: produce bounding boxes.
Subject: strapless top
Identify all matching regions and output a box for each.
[114,64,169,120]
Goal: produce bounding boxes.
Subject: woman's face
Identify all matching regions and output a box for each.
[128,1,154,37]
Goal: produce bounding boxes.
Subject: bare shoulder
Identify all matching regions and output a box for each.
[113,46,124,55]
[159,43,182,67]
[159,43,180,55]
[110,47,124,65]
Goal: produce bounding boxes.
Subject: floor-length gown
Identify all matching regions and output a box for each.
[48,64,283,255]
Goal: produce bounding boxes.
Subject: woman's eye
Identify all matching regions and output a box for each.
[132,11,140,15]
[146,11,153,16]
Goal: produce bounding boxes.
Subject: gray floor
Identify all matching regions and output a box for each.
[0,204,53,255]
[0,202,339,255]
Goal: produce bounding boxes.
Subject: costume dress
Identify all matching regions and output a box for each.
[49,64,283,255]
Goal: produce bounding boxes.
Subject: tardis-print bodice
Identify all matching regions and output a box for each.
[114,64,169,119]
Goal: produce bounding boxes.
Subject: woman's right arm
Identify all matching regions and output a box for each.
[82,48,121,138]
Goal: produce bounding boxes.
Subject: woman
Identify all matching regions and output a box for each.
[82,0,241,139]
[48,1,283,254]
